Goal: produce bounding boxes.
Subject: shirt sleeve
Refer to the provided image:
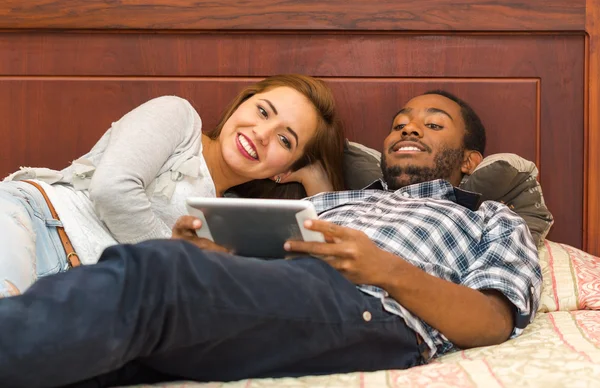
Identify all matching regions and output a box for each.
[460,202,542,337]
[88,96,202,244]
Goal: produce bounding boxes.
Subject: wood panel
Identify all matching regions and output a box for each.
[328,79,539,162]
[586,0,600,254]
[0,78,538,174]
[0,31,585,248]
[0,32,584,77]
[0,0,585,31]
[0,0,594,252]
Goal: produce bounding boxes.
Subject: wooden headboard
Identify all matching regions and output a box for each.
[1,1,598,254]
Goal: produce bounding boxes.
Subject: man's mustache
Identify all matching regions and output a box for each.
[388,138,432,154]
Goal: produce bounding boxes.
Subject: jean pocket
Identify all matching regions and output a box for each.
[35,222,68,277]
[36,245,67,277]
[16,187,47,221]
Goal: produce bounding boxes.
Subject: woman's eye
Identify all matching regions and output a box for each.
[426,123,443,130]
[258,106,268,118]
[279,135,292,149]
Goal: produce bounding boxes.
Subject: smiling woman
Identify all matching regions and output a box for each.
[207,74,346,200]
[0,74,345,297]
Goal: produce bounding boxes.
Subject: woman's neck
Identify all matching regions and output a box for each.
[202,134,250,197]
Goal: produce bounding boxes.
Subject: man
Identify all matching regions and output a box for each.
[0,91,541,387]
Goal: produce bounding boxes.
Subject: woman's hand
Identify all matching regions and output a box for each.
[171,215,232,253]
[280,162,333,196]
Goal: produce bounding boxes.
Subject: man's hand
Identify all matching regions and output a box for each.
[284,220,396,285]
[171,215,231,254]
[286,219,515,349]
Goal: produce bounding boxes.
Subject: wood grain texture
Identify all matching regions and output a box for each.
[586,0,600,255]
[0,77,538,174]
[0,27,586,248]
[0,32,584,77]
[0,0,585,31]
[328,79,539,164]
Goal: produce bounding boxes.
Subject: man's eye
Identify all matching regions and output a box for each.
[393,124,406,131]
[258,106,268,118]
[426,123,443,130]
[279,135,292,150]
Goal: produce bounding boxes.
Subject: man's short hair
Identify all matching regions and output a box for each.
[422,90,487,155]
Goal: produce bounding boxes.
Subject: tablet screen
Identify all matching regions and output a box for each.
[186,198,324,259]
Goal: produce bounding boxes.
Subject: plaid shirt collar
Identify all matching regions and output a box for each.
[362,179,483,211]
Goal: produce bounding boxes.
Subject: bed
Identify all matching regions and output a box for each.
[1,0,599,386]
[126,239,600,387]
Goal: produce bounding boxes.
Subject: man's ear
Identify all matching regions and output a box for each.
[461,150,483,175]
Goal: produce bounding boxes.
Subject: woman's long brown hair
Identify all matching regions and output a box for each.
[205,74,345,199]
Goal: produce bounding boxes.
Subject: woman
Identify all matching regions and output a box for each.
[0,74,345,297]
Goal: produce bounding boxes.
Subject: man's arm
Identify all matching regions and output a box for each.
[375,252,514,348]
[285,210,540,349]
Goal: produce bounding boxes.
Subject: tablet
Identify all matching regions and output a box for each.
[186,197,325,259]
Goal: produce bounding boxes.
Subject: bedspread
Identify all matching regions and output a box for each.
[132,310,600,387]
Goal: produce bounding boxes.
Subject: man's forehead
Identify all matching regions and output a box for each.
[397,94,461,117]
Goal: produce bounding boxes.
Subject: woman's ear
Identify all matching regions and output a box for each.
[271,170,293,184]
[461,150,483,175]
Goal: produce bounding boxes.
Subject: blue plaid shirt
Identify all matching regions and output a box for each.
[307,179,542,358]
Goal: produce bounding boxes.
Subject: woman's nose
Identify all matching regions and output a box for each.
[252,123,277,145]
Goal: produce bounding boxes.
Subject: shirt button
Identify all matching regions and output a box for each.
[362,311,372,322]
[374,208,383,214]
[402,192,410,198]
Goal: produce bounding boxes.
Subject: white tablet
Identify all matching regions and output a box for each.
[186,197,325,259]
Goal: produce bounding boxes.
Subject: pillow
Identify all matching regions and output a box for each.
[460,153,554,248]
[538,240,600,312]
[343,140,383,190]
[343,142,553,247]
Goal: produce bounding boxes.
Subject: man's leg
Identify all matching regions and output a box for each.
[0,240,421,387]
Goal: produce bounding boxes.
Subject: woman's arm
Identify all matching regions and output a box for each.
[88,96,202,244]
[284,162,334,196]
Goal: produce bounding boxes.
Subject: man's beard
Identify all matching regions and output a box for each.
[380,146,465,191]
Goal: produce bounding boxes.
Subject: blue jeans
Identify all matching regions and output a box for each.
[0,181,68,296]
[0,240,423,387]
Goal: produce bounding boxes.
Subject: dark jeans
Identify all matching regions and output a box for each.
[0,240,423,387]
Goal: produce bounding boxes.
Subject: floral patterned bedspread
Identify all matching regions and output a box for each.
[132,310,600,388]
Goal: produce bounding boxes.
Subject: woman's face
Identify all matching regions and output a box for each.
[219,86,318,180]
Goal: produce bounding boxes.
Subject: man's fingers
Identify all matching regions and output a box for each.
[181,236,232,254]
[324,234,337,244]
[284,240,348,257]
[173,215,202,235]
[178,215,202,230]
[198,239,231,254]
[303,220,352,239]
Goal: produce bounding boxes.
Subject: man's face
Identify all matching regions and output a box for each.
[381,94,467,190]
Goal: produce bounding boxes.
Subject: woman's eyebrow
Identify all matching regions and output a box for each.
[260,99,278,115]
[286,127,299,146]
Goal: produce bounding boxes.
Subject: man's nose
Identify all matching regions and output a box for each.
[401,122,424,138]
